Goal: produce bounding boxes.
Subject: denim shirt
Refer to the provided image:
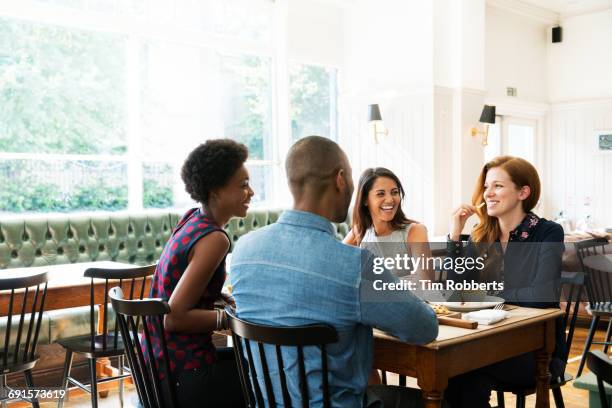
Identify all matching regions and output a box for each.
[230,210,438,407]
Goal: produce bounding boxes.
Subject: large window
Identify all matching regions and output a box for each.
[0,1,339,214]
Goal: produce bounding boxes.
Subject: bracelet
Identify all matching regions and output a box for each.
[215,308,221,331]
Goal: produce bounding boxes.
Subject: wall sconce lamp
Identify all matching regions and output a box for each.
[368,104,388,143]
[471,105,496,146]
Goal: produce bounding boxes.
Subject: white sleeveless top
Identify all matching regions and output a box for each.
[360,224,414,279]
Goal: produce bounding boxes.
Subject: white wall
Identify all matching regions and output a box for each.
[485,5,548,103]
[548,9,612,102]
[342,0,434,93]
[547,100,612,228]
[287,0,344,66]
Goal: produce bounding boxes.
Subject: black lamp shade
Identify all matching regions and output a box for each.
[368,104,382,122]
[479,105,496,124]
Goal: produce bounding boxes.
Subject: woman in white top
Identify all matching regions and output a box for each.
[344,167,434,386]
[344,167,434,282]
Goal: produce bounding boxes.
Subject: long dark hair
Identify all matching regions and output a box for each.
[351,167,416,244]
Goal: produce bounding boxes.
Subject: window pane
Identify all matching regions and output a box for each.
[289,63,338,142]
[0,159,127,213]
[0,18,127,155]
[507,124,535,164]
[140,42,272,161]
[143,162,175,209]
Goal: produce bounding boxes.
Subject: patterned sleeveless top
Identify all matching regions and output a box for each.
[145,207,228,378]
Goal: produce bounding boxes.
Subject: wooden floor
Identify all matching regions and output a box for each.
[34,322,608,407]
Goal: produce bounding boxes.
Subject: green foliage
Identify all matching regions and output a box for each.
[0,179,128,213]
[290,64,336,141]
[222,55,269,160]
[0,17,126,154]
[143,179,173,209]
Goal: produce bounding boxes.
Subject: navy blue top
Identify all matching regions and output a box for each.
[447,213,566,376]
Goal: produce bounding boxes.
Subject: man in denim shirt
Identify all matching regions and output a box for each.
[230,136,439,407]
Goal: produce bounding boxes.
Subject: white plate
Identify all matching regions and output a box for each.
[435,296,504,312]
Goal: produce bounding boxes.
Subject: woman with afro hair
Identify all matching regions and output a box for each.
[146,139,252,407]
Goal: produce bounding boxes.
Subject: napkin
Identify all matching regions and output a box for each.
[463,309,508,325]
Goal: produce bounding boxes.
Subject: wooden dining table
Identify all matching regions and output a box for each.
[373,306,563,408]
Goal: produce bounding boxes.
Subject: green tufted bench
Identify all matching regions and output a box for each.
[0,209,349,343]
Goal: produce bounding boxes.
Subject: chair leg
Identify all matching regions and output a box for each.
[604,318,612,353]
[577,315,600,377]
[23,370,40,408]
[381,370,387,385]
[552,387,565,408]
[119,355,124,407]
[58,350,74,408]
[496,391,505,408]
[1,374,7,408]
[89,358,99,408]
[516,394,526,408]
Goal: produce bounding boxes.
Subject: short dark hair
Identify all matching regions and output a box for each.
[285,136,345,197]
[181,139,248,204]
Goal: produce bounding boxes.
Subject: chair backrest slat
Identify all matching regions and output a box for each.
[142,317,164,406]
[109,286,176,408]
[232,333,255,407]
[275,345,292,408]
[116,314,146,407]
[297,346,308,408]
[321,345,330,408]
[226,308,337,408]
[90,277,96,350]
[13,286,29,363]
[244,339,265,407]
[257,341,276,407]
[114,279,122,350]
[30,282,47,359]
[0,271,48,371]
[102,279,109,350]
[3,289,14,367]
[23,284,41,361]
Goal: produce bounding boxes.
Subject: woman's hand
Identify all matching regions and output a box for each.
[219,292,236,309]
[450,204,477,241]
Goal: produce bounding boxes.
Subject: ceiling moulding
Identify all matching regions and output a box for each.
[562,3,612,18]
[487,0,559,24]
[550,97,612,111]
[485,97,550,117]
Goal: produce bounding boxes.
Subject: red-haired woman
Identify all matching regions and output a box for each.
[445,156,565,408]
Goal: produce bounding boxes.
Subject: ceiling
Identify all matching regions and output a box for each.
[518,0,612,15]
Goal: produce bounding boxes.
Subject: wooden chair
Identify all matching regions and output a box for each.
[587,350,612,408]
[225,307,338,408]
[494,268,584,408]
[57,264,155,408]
[109,286,178,408]
[0,271,48,408]
[575,238,611,377]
